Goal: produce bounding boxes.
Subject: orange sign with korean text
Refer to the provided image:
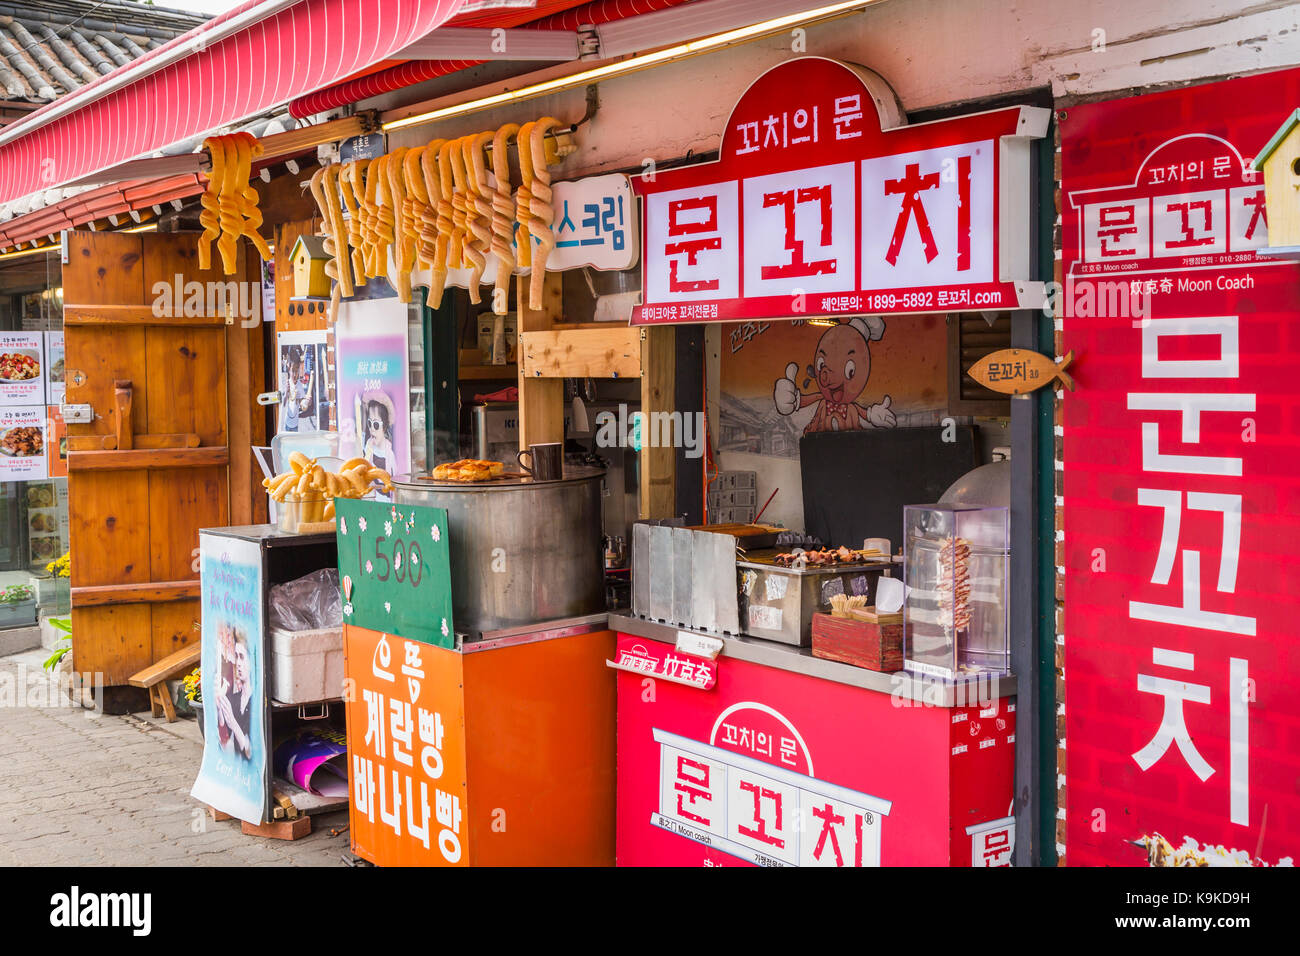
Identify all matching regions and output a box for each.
[966,348,1075,396]
[343,623,469,866]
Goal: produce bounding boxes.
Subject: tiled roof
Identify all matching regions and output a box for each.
[0,1,208,106]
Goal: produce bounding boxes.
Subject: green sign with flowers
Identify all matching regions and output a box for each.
[335,498,455,648]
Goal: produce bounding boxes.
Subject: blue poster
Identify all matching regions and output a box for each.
[190,533,268,824]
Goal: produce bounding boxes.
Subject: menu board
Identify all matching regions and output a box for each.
[26,480,63,568]
[336,498,454,648]
[44,331,64,405]
[0,406,48,480]
[0,333,45,405]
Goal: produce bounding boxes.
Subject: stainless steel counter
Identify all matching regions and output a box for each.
[608,612,1016,707]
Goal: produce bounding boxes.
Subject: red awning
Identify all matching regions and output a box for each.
[0,0,464,205]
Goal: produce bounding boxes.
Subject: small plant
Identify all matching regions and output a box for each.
[42,617,71,672]
[0,584,34,604]
[182,667,202,703]
[46,551,70,578]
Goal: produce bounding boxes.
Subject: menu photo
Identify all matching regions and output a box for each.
[45,331,65,405]
[0,332,46,406]
[0,406,48,480]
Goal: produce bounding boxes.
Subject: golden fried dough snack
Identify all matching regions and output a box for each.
[403,145,436,272]
[339,160,369,288]
[432,140,459,306]
[372,154,396,281]
[305,170,340,319]
[215,136,242,275]
[233,132,272,259]
[462,131,494,304]
[263,453,394,527]
[197,140,222,271]
[361,156,386,278]
[447,138,470,273]
[198,132,271,274]
[525,117,563,310]
[489,123,520,314]
[385,146,414,302]
[515,120,537,276]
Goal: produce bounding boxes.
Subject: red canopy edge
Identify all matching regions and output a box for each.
[0,0,464,206]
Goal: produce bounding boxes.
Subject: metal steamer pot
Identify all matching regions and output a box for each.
[393,465,606,636]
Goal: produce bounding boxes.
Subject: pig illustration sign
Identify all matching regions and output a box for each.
[633,57,1048,324]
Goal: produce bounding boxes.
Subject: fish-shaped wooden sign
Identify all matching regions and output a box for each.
[967,348,1075,395]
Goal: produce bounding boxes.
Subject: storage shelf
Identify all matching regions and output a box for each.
[459,364,518,380]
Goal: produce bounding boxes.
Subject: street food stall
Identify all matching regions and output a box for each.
[596,56,1047,866]
[164,38,1052,865]
[257,51,1047,866]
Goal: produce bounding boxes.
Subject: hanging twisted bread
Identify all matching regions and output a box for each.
[402,145,435,272]
[197,132,273,274]
[233,132,271,259]
[514,120,536,275]
[489,123,520,314]
[385,147,414,302]
[339,160,369,288]
[361,157,385,278]
[431,140,459,307]
[214,137,243,275]
[421,141,450,306]
[307,167,341,316]
[447,137,471,273]
[321,164,353,300]
[197,139,223,271]
[308,165,352,319]
[525,117,563,310]
[462,131,495,304]
[372,154,396,281]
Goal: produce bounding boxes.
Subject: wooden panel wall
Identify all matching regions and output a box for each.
[63,230,263,685]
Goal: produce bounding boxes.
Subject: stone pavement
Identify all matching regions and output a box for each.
[0,649,351,866]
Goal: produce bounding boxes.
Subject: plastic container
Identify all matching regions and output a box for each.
[276,492,331,533]
[269,626,344,704]
[902,504,1010,678]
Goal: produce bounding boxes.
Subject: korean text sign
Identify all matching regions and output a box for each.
[1062,68,1300,866]
[615,637,1015,866]
[344,625,467,866]
[337,498,455,648]
[633,57,1047,325]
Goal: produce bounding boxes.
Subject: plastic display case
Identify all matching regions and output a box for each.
[903,504,1009,678]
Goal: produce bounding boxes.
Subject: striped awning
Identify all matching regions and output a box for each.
[0,0,464,206]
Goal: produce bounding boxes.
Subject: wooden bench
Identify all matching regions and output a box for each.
[128,644,201,722]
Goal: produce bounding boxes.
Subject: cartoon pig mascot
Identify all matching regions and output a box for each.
[773,316,897,432]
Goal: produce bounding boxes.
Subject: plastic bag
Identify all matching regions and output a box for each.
[268,568,342,631]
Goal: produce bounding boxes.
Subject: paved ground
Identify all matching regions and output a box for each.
[0,649,351,866]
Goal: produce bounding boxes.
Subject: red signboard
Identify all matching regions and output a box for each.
[1062,68,1300,866]
[632,57,1048,325]
[615,631,1016,866]
[608,635,717,689]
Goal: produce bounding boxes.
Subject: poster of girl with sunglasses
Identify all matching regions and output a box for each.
[333,298,411,502]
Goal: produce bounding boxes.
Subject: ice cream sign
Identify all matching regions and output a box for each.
[633,57,1049,324]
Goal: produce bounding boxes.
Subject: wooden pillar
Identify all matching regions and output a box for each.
[517,272,565,450]
[639,326,676,520]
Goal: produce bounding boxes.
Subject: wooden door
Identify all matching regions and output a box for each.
[62,231,265,687]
